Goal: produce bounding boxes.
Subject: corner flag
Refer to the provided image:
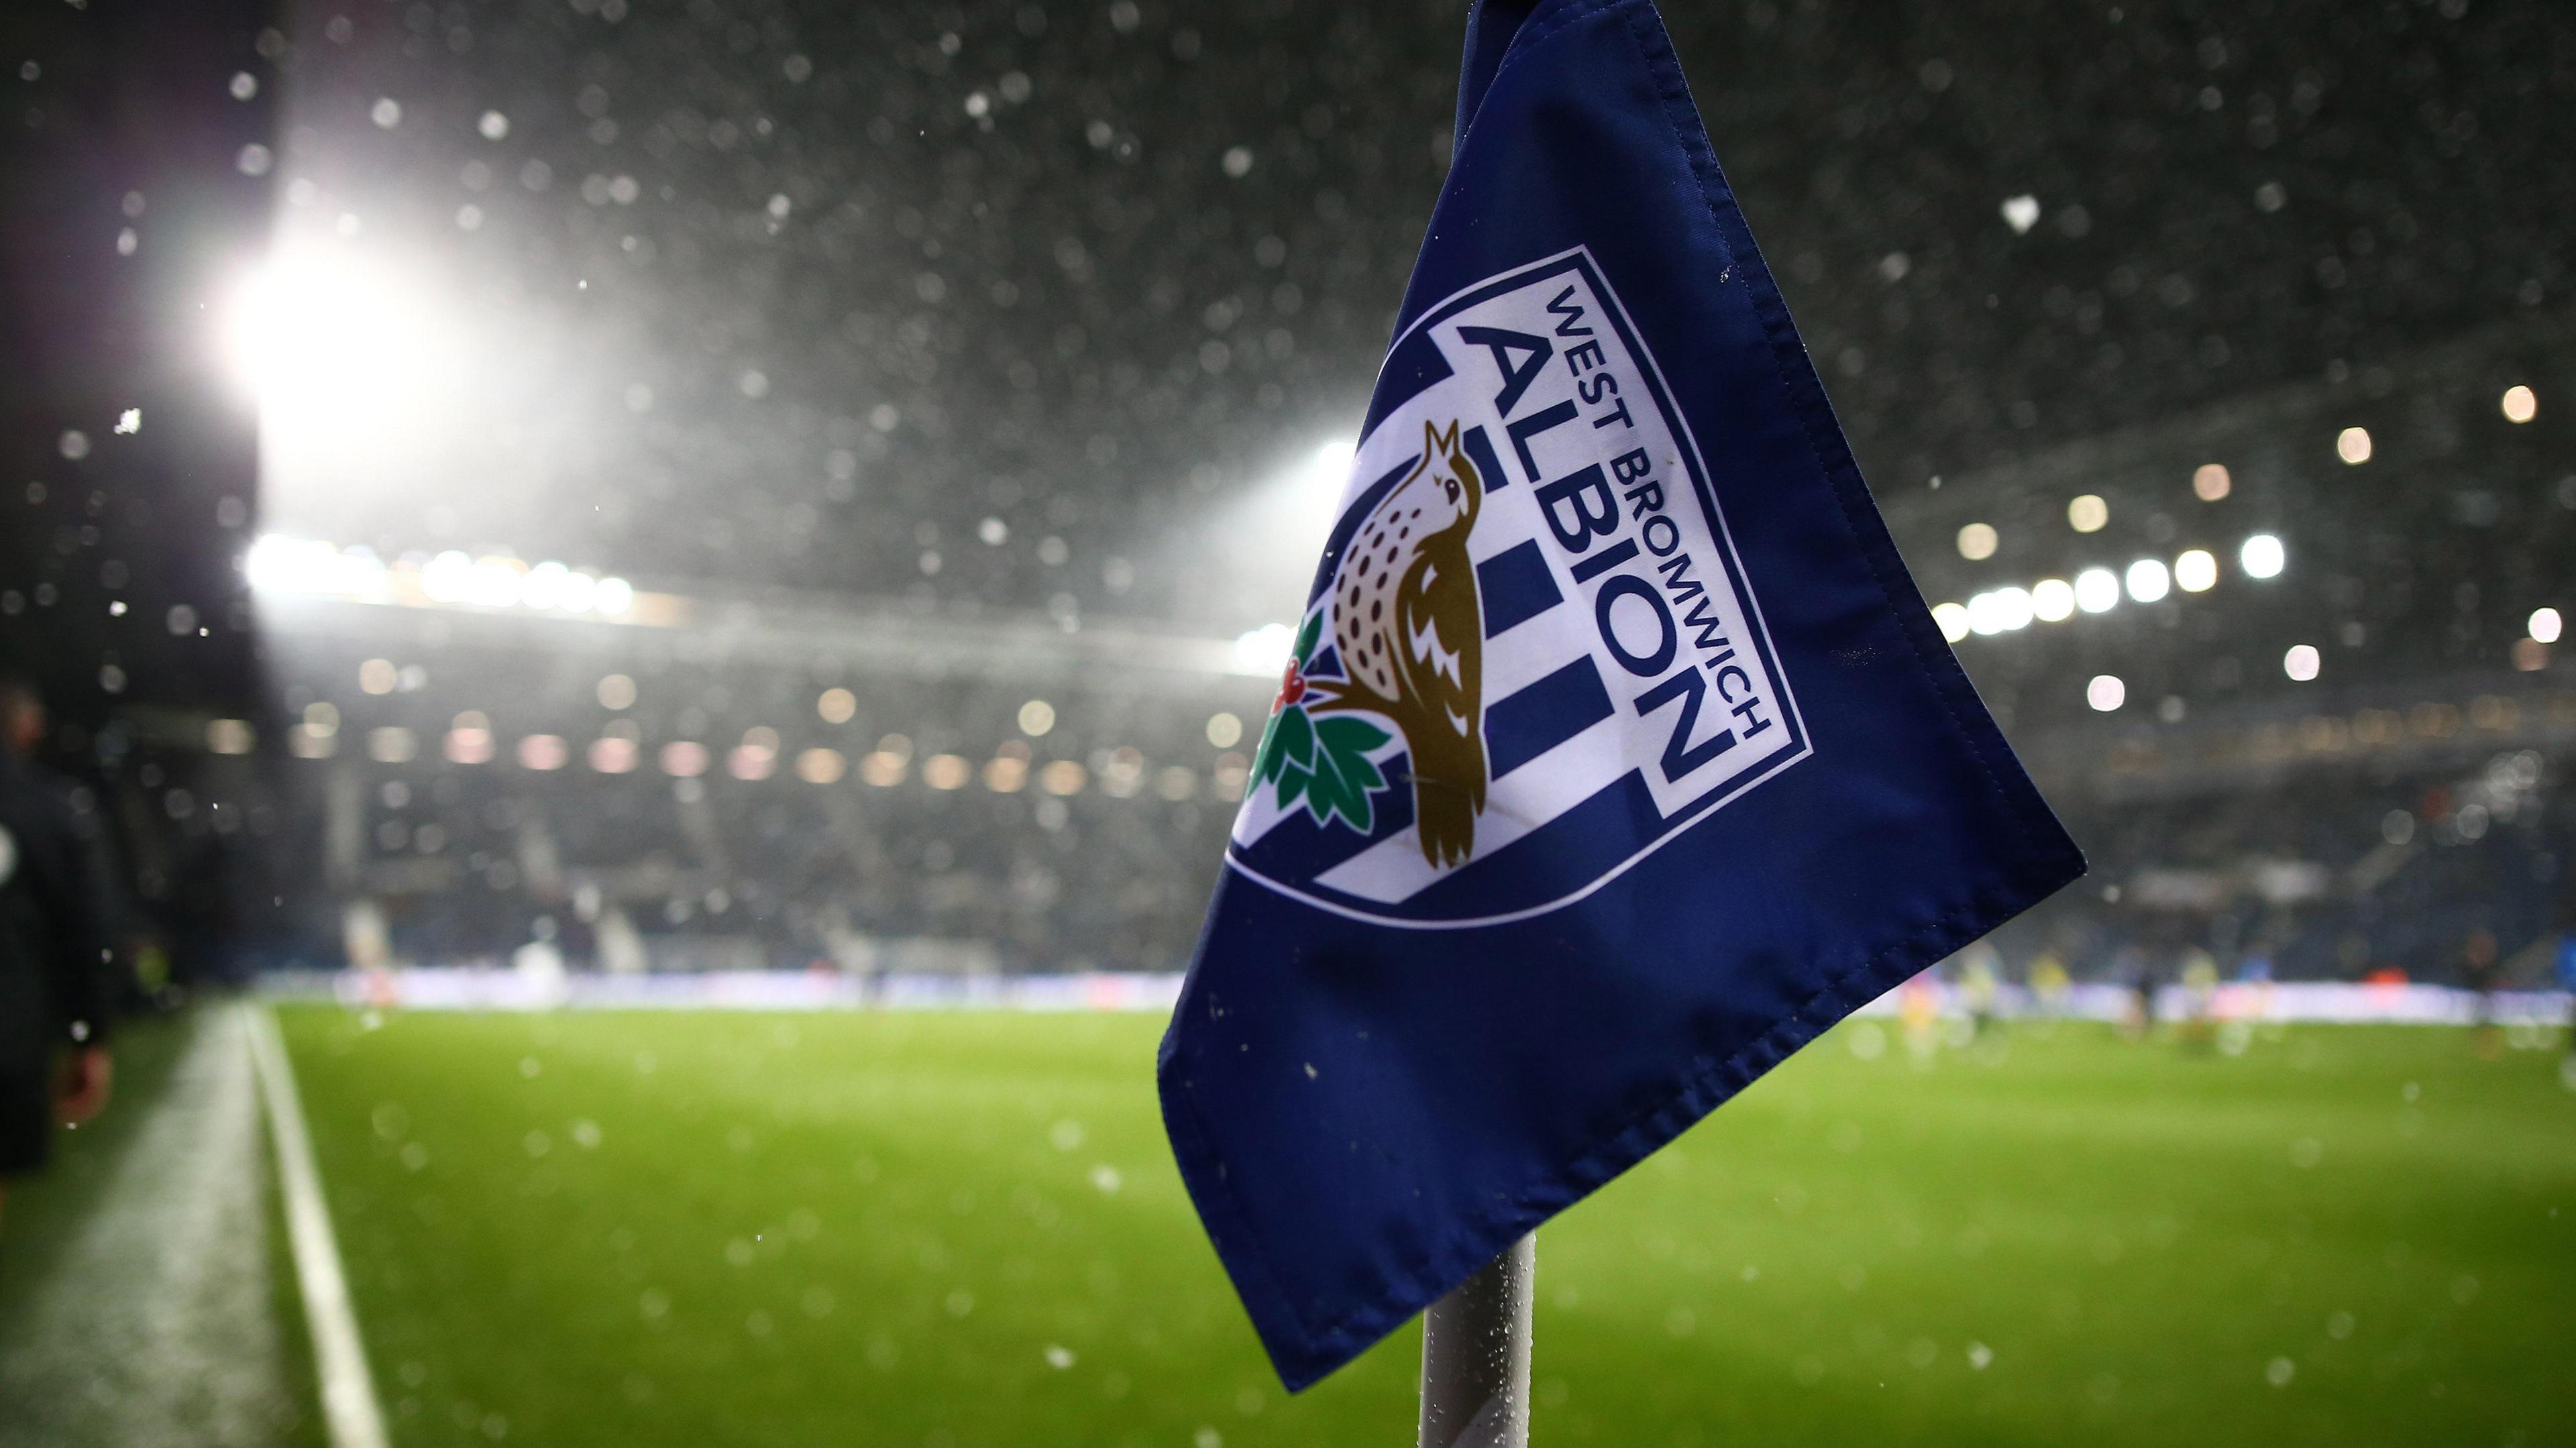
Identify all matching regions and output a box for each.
[1159,0,2084,1390]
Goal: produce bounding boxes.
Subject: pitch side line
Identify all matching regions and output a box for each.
[248,1004,392,1448]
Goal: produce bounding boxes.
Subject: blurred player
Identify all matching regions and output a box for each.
[2556,917,2576,1091]
[1957,943,2000,1041]
[0,675,120,1227]
[2118,953,2159,1041]
[2028,952,2070,1003]
[2235,946,2275,1027]
[2178,948,2220,1052]
[2457,928,2502,1059]
[1898,968,1941,1062]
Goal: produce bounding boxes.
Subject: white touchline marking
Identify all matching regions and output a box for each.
[248,1005,392,1448]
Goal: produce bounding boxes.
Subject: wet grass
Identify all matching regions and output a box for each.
[275,1007,2575,1448]
[0,1011,193,1329]
[0,1005,329,1448]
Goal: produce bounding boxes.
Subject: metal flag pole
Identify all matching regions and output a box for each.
[1417,1234,1535,1448]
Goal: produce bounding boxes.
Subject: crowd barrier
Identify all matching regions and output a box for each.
[1849,979,2572,1026]
[259,967,1187,1013]
[258,968,2568,1024]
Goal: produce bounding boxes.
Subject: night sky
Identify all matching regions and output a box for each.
[244,0,2574,632]
[5,0,2573,727]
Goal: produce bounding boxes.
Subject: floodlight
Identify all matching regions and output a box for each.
[2125,559,2170,603]
[221,245,463,459]
[2173,549,2218,592]
[2030,579,2076,622]
[1235,622,1295,674]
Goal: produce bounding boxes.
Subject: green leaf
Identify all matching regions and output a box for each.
[1302,743,1376,834]
[1313,715,1388,795]
[1292,610,1323,667]
[1332,763,1376,832]
[1273,705,1316,771]
[1252,711,1289,785]
[1338,746,1385,793]
[1301,743,1346,826]
[1329,767,1375,833]
[1277,763,1309,808]
[1314,716,1390,756]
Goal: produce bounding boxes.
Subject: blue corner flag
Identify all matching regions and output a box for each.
[1159,0,2085,1390]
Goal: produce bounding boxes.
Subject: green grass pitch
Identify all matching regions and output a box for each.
[273,1007,2575,1447]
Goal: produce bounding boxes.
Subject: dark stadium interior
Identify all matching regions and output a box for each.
[3,4,2573,1447]
[4,0,2571,989]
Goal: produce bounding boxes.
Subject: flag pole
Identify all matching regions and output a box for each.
[1417,1234,1534,1448]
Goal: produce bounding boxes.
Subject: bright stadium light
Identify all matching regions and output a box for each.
[248,529,640,622]
[242,532,389,598]
[2087,675,2125,712]
[2336,426,2372,465]
[1222,435,1361,642]
[1967,588,2032,635]
[2030,578,2076,622]
[2500,385,2536,423]
[2283,643,2320,681]
[2530,606,2563,645]
[2173,549,2218,592]
[1236,622,1295,674]
[1308,437,1358,488]
[519,561,577,610]
[1932,602,1971,642]
[2240,533,2285,579]
[2074,567,2121,614]
[221,244,464,453]
[1990,585,2033,630]
[241,533,308,592]
[1283,437,1363,544]
[422,551,519,608]
[2125,558,2171,603]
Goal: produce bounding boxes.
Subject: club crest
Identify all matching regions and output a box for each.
[1230,249,1811,928]
[1252,419,1489,867]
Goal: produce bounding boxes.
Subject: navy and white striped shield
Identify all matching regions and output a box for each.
[1226,248,1807,926]
[1161,0,2084,1390]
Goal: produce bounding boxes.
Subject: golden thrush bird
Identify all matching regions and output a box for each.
[1313,419,1489,867]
